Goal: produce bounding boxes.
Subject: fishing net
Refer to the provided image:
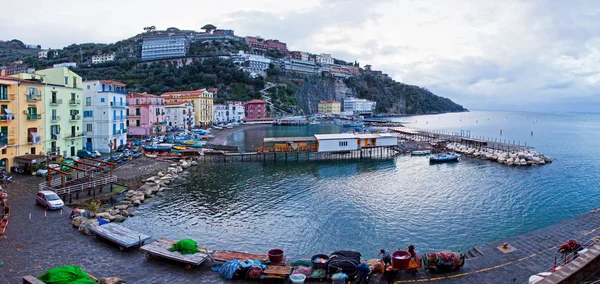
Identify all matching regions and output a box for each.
[168,239,199,255]
[37,265,96,284]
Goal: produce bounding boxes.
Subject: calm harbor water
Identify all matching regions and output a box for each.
[125,111,600,259]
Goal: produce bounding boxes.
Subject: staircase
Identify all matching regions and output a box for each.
[260,82,292,116]
[464,246,484,260]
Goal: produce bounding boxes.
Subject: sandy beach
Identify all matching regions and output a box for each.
[208,123,271,146]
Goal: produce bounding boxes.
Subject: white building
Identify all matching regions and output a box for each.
[233,51,271,78]
[53,62,77,68]
[82,80,128,153]
[92,53,115,64]
[141,34,187,61]
[314,133,397,152]
[38,50,48,59]
[213,101,245,123]
[282,59,320,75]
[343,97,377,115]
[165,101,195,130]
[316,53,334,65]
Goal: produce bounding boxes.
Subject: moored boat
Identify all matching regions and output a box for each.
[142,143,173,152]
[429,152,460,163]
[411,150,431,156]
[172,145,186,150]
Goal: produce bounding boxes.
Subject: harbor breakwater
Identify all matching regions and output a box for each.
[444,142,552,166]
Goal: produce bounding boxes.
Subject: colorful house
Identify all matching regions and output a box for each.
[164,101,195,131]
[244,99,267,120]
[126,93,166,137]
[160,89,213,126]
[13,67,84,157]
[0,76,44,170]
[82,80,128,152]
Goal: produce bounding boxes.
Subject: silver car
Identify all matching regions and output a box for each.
[36,191,64,210]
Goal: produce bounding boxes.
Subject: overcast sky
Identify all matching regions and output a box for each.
[3,0,599,112]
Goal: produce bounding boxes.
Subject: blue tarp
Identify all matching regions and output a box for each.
[97,218,108,226]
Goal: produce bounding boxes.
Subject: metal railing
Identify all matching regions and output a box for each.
[69,99,81,105]
[0,93,16,101]
[0,115,14,122]
[51,116,61,122]
[27,113,41,120]
[26,94,42,102]
[39,176,118,195]
[70,115,81,121]
[50,99,63,105]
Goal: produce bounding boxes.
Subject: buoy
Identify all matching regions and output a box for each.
[254,182,257,185]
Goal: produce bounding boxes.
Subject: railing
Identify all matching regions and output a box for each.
[0,93,16,101]
[50,99,63,105]
[0,115,14,122]
[51,116,61,122]
[26,94,42,102]
[113,130,121,135]
[27,113,41,120]
[110,102,128,108]
[64,133,85,139]
[122,128,127,133]
[70,115,81,121]
[69,99,81,106]
[39,175,118,195]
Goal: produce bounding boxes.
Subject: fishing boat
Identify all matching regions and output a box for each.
[429,152,460,163]
[213,126,223,130]
[172,145,186,150]
[142,143,173,152]
[411,150,431,156]
[145,153,158,158]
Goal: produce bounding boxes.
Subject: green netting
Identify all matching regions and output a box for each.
[168,239,200,255]
[37,265,96,284]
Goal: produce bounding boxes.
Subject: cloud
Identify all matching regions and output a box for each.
[1,0,600,112]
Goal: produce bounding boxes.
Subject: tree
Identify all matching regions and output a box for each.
[47,49,56,59]
[201,24,217,33]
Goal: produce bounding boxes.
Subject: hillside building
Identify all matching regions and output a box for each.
[141,34,188,61]
[318,100,341,115]
[244,99,266,120]
[92,53,115,64]
[343,97,377,115]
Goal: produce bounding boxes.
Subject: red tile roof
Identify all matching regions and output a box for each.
[128,92,158,98]
[165,101,189,105]
[161,89,209,98]
[245,99,266,104]
[99,80,127,87]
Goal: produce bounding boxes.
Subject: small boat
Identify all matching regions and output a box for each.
[142,143,173,152]
[226,123,233,129]
[213,126,223,130]
[429,152,460,163]
[411,150,431,156]
[309,121,321,125]
[172,145,186,150]
[145,153,158,158]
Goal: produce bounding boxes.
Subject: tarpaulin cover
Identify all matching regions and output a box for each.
[168,239,200,255]
[37,265,96,284]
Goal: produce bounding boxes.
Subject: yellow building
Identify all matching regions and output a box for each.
[318,100,341,115]
[0,76,44,170]
[161,89,213,126]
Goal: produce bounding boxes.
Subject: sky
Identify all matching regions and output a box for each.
[3,0,600,112]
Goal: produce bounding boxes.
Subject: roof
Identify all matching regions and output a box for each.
[320,100,339,104]
[161,89,209,97]
[314,134,358,140]
[263,137,317,143]
[165,101,189,106]
[245,99,266,104]
[0,76,44,85]
[128,92,158,98]
[99,80,127,87]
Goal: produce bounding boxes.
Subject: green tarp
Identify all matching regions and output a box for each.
[37,265,96,284]
[168,239,200,255]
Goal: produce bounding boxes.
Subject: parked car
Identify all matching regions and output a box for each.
[36,190,64,210]
[77,149,95,158]
[124,142,134,149]
[92,150,102,158]
[36,164,61,177]
[116,144,125,152]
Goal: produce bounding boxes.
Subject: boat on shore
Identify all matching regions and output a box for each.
[142,143,173,152]
[411,150,431,156]
[429,152,460,163]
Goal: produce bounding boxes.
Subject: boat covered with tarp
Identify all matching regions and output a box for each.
[428,152,460,163]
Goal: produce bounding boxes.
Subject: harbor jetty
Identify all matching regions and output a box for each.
[389,127,552,166]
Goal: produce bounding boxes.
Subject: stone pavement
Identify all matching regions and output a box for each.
[1,172,600,283]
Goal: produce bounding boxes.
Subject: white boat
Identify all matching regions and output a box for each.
[213,126,223,130]
[309,121,321,125]
[226,123,233,129]
[411,150,431,156]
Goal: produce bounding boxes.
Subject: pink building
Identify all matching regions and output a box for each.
[265,40,288,53]
[126,93,166,136]
[244,99,267,120]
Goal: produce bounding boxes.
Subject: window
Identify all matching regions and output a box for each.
[50,125,60,135]
[136,120,140,126]
[87,85,90,90]
[338,141,348,147]
[136,108,140,115]
[113,110,116,120]
[86,124,92,132]
[156,108,160,115]
[126,109,129,116]
[112,124,116,134]
[0,126,7,136]
[100,98,105,103]
[126,120,129,127]
[85,97,91,106]
[1,149,5,155]
[64,77,68,85]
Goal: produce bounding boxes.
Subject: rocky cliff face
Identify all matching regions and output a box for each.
[279,72,466,115]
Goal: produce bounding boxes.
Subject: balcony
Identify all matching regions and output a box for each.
[51,133,60,140]
[112,130,122,135]
[51,116,61,122]
[0,114,14,122]
[0,93,16,101]
[69,99,81,106]
[110,102,128,108]
[64,133,85,139]
[50,99,63,106]
[69,115,81,121]
[122,128,127,133]
[27,113,41,120]
[26,94,42,102]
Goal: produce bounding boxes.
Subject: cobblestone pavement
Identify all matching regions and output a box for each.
[1,172,599,283]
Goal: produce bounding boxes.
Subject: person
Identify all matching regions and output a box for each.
[383,266,398,284]
[379,249,392,267]
[356,260,370,284]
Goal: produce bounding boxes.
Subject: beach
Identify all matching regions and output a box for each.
[208,123,270,146]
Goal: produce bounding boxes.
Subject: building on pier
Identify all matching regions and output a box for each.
[261,133,397,153]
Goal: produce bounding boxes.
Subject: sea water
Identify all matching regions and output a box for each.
[124,111,600,259]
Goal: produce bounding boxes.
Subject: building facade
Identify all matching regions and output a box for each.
[161,89,213,126]
[316,54,334,65]
[141,35,187,61]
[318,100,341,115]
[282,59,320,75]
[233,51,271,78]
[265,40,288,53]
[343,97,377,115]
[244,100,266,120]
[0,77,44,170]
[33,67,84,157]
[82,80,128,153]
[126,93,166,137]
[53,62,77,68]
[165,101,195,131]
[91,53,115,64]
[213,101,245,124]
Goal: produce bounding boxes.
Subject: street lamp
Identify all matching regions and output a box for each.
[108,140,113,160]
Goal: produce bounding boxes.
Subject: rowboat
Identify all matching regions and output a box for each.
[172,145,186,150]
[429,152,460,163]
[411,150,431,156]
[145,153,158,158]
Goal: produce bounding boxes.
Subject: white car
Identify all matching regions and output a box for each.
[92,150,102,158]
[36,164,61,177]
[36,190,64,210]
